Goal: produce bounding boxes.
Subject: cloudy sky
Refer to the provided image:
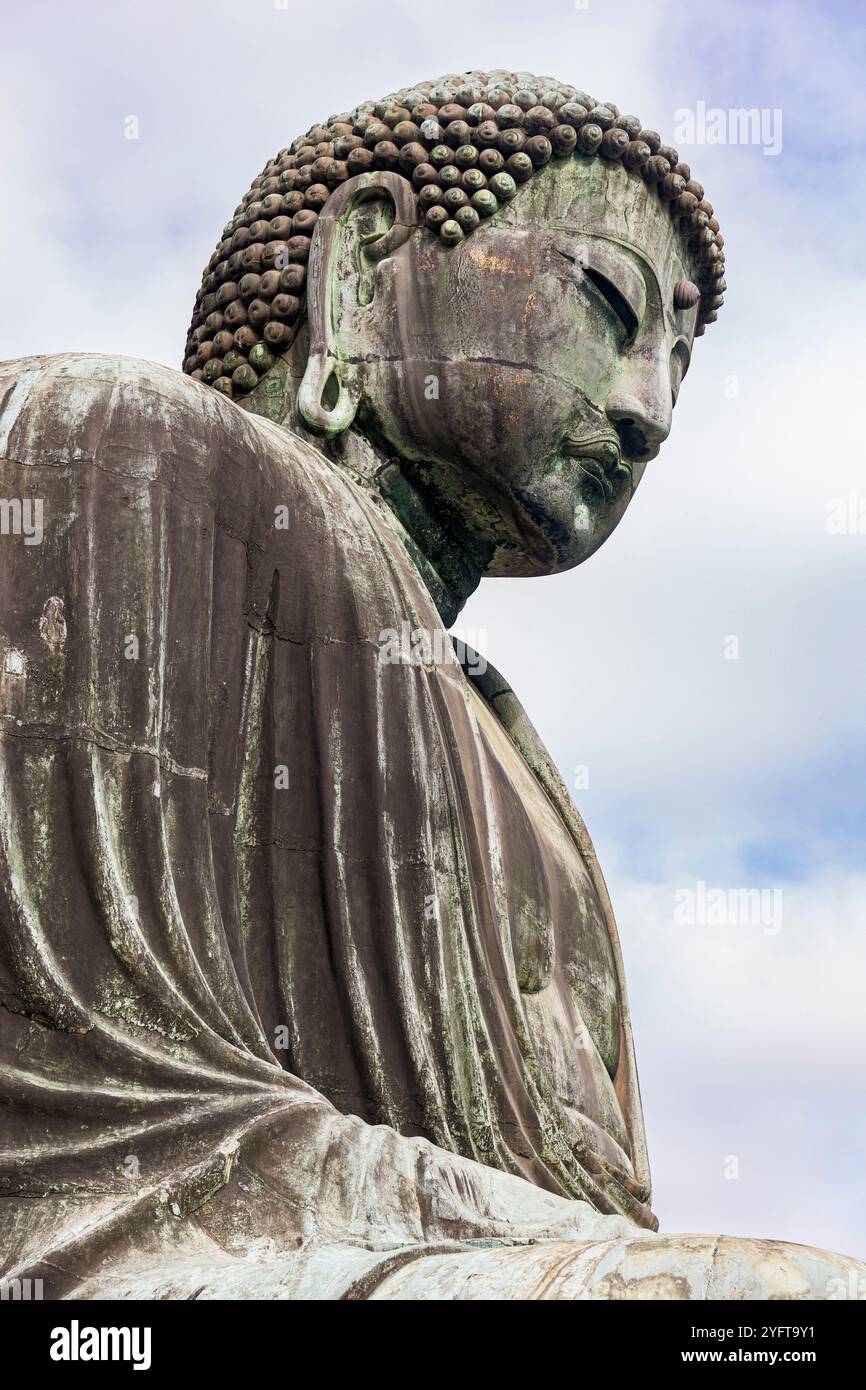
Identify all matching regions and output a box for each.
[2,0,864,1262]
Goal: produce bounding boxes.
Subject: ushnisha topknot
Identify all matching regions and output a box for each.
[183,69,726,400]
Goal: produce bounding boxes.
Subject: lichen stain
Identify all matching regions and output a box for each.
[3,648,25,676]
[591,1269,692,1300]
[0,647,27,715]
[39,595,67,652]
[754,1256,811,1299]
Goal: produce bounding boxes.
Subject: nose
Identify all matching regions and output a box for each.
[605,351,672,460]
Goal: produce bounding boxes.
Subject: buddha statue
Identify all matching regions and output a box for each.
[0,69,862,1301]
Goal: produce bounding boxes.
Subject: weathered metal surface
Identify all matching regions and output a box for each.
[0,354,653,1293]
[0,65,861,1301]
[368,1236,866,1302]
[183,69,725,401]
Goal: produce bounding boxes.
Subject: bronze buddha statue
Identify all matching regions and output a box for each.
[0,69,861,1300]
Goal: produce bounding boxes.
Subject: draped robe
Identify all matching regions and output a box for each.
[0,352,657,1295]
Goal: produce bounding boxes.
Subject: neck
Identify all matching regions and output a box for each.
[337,427,492,628]
[239,351,491,627]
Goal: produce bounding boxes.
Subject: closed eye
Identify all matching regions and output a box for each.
[583,267,639,340]
[556,249,639,342]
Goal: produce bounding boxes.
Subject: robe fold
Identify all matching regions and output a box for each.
[0,354,656,1293]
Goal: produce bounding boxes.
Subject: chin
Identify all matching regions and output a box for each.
[492,467,630,576]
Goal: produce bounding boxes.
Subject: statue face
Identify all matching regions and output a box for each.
[347,158,699,577]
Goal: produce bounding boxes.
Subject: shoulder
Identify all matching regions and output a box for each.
[0,354,400,612]
[0,352,221,452]
[0,352,340,516]
[0,351,286,464]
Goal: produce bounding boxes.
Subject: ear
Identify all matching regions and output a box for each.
[297,171,419,437]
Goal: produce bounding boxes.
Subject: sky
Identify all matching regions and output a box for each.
[1,0,864,1264]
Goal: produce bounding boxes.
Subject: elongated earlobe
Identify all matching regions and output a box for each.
[297,349,360,437]
[297,171,418,437]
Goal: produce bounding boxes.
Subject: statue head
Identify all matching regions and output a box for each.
[184,71,725,587]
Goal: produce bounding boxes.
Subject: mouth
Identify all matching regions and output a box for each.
[562,434,633,502]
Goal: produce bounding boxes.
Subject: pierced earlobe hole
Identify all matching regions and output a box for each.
[321,371,341,412]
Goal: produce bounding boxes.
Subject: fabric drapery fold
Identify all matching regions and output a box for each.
[0,354,654,1287]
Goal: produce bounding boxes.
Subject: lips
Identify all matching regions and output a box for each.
[562,435,632,502]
